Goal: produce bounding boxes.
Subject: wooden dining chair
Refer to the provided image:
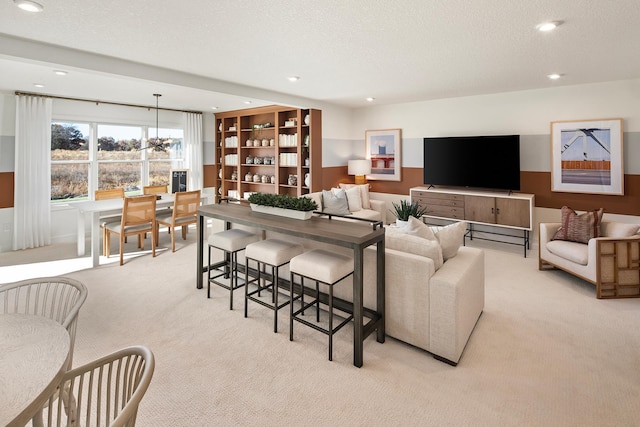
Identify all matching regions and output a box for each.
[104,195,157,265]
[95,188,125,257]
[155,190,201,252]
[143,184,168,195]
[95,188,125,200]
[42,346,155,427]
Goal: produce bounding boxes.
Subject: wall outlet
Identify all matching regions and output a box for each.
[2,223,11,232]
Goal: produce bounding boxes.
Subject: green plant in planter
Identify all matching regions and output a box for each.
[391,200,428,221]
[248,192,318,212]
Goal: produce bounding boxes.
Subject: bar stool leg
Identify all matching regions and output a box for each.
[207,246,212,298]
[273,265,279,333]
[329,282,334,361]
[289,272,295,341]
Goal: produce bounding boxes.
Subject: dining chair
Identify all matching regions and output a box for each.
[42,345,155,427]
[155,190,201,252]
[95,188,125,256]
[143,185,168,195]
[0,276,88,368]
[104,195,157,265]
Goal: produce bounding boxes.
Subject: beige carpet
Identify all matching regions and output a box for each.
[1,232,639,426]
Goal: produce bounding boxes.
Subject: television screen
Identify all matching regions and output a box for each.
[423,135,520,191]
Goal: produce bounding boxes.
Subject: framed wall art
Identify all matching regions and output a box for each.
[550,118,624,195]
[365,128,402,181]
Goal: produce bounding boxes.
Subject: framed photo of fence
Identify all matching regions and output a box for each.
[550,118,624,195]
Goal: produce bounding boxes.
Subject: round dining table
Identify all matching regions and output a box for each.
[0,313,70,427]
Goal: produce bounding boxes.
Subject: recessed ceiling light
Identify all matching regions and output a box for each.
[211,106,218,110]
[536,21,562,32]
[287,76,300,82]
[547,73,562,80]
[54,70,68,76]
[366,97,375,102]
[14,0,44,12]
[244,101,252,105]
[33,83,45,88]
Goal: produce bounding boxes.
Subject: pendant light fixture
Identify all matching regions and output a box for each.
[139,93,166,151]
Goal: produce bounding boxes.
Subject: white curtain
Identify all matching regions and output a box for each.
[13,95,53,250]
[183,112,203,191]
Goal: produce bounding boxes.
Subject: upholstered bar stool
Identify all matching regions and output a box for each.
[244,239,304,333]
[289,249,354,361]
[208,228,260,310]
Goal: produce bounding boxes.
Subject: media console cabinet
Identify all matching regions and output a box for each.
[410,187,535,257]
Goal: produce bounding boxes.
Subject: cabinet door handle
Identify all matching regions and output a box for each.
[496,208,500,215]
[491,208,494,214]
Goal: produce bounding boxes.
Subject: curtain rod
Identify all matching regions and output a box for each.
[14,91,203,115]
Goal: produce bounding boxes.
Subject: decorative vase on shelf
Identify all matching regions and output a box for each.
[245,172,253,182]
[288,174,297,186]
[253,174,261,183]
[231,170,238,181]
[304,114,310,125]
[304,173,310,187]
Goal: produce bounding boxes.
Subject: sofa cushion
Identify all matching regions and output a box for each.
[350,209,381,220]
[343,186,363,212]
[307,192,323,211]
[546,240,589,265]
[431,221,467,261]
[394,216,437,240]
[338,183,371,209]
[385,228,444,270]
[552,206,603,244]
[601,222,640,238]
[322,189,350,215]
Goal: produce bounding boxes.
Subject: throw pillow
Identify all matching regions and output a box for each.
[344,186,363,212]
[385,231,444,270]
[322,189,350,215]
[552,206,603,244]
[600,222,640,238]
[394,216,437,240]
[432,221,467,261]
[338,183,371,209]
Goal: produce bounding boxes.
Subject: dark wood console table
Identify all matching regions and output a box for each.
[196,203,385,368]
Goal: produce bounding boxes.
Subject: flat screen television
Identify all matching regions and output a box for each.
[423,135,520,191]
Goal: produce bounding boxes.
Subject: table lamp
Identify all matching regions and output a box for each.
[348,159,371,185]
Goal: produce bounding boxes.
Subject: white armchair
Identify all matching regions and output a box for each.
[539,221,640,298]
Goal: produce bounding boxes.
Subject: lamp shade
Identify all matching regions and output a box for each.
[348,159,371,176]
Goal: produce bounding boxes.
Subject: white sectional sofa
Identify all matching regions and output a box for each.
[306,187,386,222]
[264,216,485,365]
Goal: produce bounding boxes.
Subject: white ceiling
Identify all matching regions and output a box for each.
[1,0,639,113]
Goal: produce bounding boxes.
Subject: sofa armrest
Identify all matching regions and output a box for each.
[429,246,485,364]
[369,199,386,223]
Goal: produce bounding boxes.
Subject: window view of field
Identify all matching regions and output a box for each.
[51,122,183,201]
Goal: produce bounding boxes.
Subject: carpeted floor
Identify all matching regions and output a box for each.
[1,231,639,426]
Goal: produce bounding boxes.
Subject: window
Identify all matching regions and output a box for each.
[51,122,183,202]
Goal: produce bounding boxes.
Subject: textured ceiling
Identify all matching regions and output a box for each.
[0,0,639,112]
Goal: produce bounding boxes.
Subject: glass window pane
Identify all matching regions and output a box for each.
[51,122,89,160]
[97,125,142,160]
[148,128,183,160]
[149,161,171,186]
[98,162,142,195]
[51,163,89,201]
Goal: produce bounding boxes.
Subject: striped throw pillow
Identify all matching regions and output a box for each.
[552,206,603,244]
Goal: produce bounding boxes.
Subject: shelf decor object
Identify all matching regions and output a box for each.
[550,118,624,195]
[347,159,372,185]
[365,128,402,181]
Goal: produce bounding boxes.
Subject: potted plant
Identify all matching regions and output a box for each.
[391,200,428,227]
[247,192,318,220]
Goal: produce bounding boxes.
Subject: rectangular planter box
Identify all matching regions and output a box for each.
[249,204,313,220]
